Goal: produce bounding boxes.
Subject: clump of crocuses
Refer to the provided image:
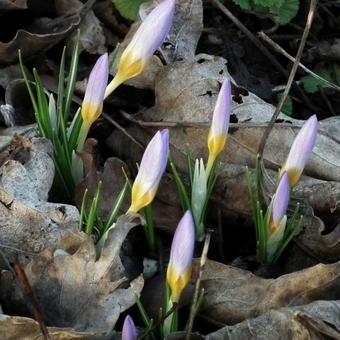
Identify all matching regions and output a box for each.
[172,79,232,241]
[247,114,318,264]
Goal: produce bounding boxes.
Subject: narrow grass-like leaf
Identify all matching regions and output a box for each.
[105,181,129,231]
[85,181,102,235]
[79,188,89,231]
[64,30,80,123]
[144,204,156,251]
[169,158,191,211]
[68,108,83,151]
[136,295,156,340]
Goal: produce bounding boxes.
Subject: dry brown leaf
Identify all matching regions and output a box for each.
[0,314,105,340]
[0,0,94,64]
[4,214,144,335]
[193,259,340,325]
[206,300,340,340]
[0,137,83,262]
[0,0,27,12]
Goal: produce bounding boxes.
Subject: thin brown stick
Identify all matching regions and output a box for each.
[102,112,143,148]
[210,0,316,111]
[14,258,50,340]
[257,0,318,159]
[186,230,212,340]
[258,31,340,93]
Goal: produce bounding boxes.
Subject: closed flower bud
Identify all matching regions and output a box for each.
[122,315,137,340]
[81,53,109,127]
[207,79,232,175]
[267,172,290,259]
[280,115,318,187]
[167,211,195,303]
[128,130,169,213]
[105,0,175,98]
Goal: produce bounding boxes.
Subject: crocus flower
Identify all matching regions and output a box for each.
[267,172,290,259]
[206,79,232,175]
[105,0,175,98]
[122,315,137,340]
[280,114,318,187]
[128,130,169,213]
[167,211,195,303]
[81,53,109,127]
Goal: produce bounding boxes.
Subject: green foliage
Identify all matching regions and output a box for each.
[19,33,82,197]
[79,180,129,239]
[280,94,293,116]
[113,0,150,21]
[300,63,340,94]
[231,0,299,25]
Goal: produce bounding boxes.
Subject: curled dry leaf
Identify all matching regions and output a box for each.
[0,137,83,262]
[0,314,104,340]
[0,0,94,64]
[207,300,340,340]
[0,0,27,12]
[5,214,144,335]
[192,259,340,325]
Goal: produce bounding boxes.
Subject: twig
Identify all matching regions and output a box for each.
[210,0,315,112]
[14,258,50,340]
[120,110,209,128]
[102,112,143,148]
[257,0,318,159]
[258,31,340,93]
[186,230,211,340]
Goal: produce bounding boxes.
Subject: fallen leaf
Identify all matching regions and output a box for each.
[192,259,340,325]
[0,0,94,64]
[206,300,340,340]
[0,0,27,12]
[8,214,144,335]
[0,137,83,262]
[0,314,105,340]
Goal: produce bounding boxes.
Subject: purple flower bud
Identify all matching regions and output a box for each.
[166,211,195,302]
[271,172,290,228]
[105,0,176,97]
[280,114,318,187]
[207,79,232,174]
[122,315,137,340]
[81,53,109,127]
[128,129,169,213]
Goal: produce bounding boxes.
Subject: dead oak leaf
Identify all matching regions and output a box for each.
[19,214,144,335]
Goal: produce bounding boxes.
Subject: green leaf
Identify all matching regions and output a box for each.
[232,0,252,11]
[301,67,333,94]
[255,0,283,8]
[280,94,293,116]
[277,0,299,25]
[113,0,149,21]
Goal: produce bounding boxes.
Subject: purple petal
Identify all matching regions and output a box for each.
[272,172,290,225]
[210,79,232,139]
[127,0,175,60]
[122,315,137,340]
[168,211,195,277]
[135,129,169,193]
[83,53,109,109]
[285,114,318,174]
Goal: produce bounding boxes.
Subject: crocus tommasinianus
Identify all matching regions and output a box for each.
[122,315,137,340]
[105,0,175,98]
[206,79,232,175]
[280,114,318,187]
[81,53,109,127]
[128,129,169,213]
[167,211,195,303]
[267,171,290,259]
